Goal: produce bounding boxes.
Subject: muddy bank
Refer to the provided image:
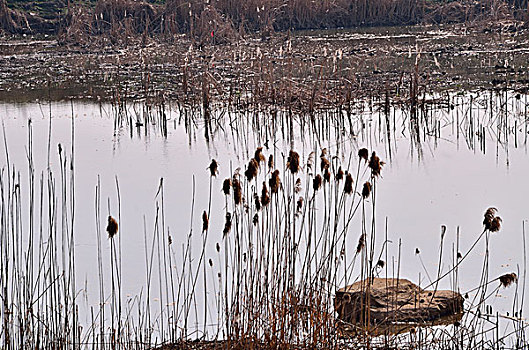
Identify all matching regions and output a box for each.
[1,22,527,109]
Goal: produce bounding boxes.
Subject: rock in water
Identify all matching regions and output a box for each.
[335,278,463,328]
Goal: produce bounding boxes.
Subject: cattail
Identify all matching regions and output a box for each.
[323,169,331,182]
[254,147,266,164]
[483,207,497,229]
[499,273,517,288]
[320,155,330,173]
[306,152,315,170]
[294,178,302,193]
[252,213,259,226]
[245,159,259,181]
[232,178,242,205]
[269,170,280,194]
[223,212,232,237]
[457,252,462,259]
[296,197,303,212]
[490,216,502,232]
[287,150,300,174]
[261,182,270,207]
[209,259,213,267]
[208,159,219,177]
[254,193,261,211]
[202,211,209,231]
[268,154,274,169]
[376,260,385,269]
[168,235,172,245]
[336,166,344,181]
[58,143,62,155]
[358,148,369,162]
[107,216,118,238]
[313,175,322,191]
[344,173,353,194]
[368,152,383,177]
[415,248,420,255]
[362,181,371,199]
[222,178,231,195]
[356,234,366,253]
[216,242,220,252]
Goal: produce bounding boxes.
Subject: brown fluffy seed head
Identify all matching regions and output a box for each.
[376,260,385,268]
[336,166,344,181]
[254,147,266,164]
[362,181,372,199]
[209,259,213,267]
[483,207,498,230]
[296,197,303,212]
[269,170,280,194]
[499,273,517,288]
[287,150,300,174]
[490,216,502,232]
[323,169,331,182]
[202,211,209,232]
[344,173,353,195]
[216,243,220,252]
[107,216,118,238]
[295,178,302,193]
[254,193,261,211]
[245,159,259,181]
[222,178,231,195]
[208,159,219,177]
[320,156,330,173]
[261,182,270,207]
[358,148,369,162]
[268,154,274,169]
[356,234,366,253]
[415,248,420,255]
[313,175,322,191]
[232,178,242,205]
[168,235,172,245]
[252,213,259,226]
[223,212,232,237]
[368,152,383,177]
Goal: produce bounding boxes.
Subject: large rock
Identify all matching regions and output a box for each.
[335,278,463,329]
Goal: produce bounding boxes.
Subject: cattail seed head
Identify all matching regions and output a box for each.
[490,216,502,232]
[268,154,274,169]
[216,242,220,252]
[245,159,259,181]
[107,216,118,238]
[261,181,270,207]
[376,260,385,269]
[223,212,232,237]
[202,211,209,231]
[287,150,300,174]
[232,178,242,205]
[254,193,261,211]
[222,178,231,195]
[296,197,303,212]
[269,170,280,194]
[253,213,259,226]
[336,166,344,181]
[313,175,322,192]
[208,159,219,177]
[358,148,369,162]
[344,173,353,195]
[356,234,366,253]
[254,147,266,164]
[295,178,302,193]
[168,235,172,245]
[323,168,331,182]
[415,248,420,255]
[209,259,213,267]
[499,273,517,288]
[362,181,372,199]
[320,156,330,173]
[368,152,383,177]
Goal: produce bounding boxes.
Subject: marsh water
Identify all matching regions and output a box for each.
[2,24,529,346]
[1,89,528,339]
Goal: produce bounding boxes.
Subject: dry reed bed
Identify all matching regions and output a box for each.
[0,111,528,348]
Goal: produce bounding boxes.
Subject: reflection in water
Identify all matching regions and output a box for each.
[0,90,528,347]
